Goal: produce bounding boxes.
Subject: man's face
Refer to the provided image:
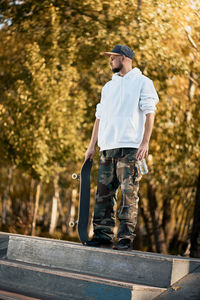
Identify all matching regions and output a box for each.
[110,55,123,73]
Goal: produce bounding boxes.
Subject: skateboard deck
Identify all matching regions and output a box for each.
[78,158,93,245]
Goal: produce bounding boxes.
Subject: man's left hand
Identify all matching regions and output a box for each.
[136,142,149,160]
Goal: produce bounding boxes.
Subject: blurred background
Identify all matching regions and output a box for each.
[0,0,199,257]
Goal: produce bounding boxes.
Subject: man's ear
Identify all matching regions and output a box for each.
[120,55,125,63]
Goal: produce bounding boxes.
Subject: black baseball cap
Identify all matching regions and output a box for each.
[104,45,134,60]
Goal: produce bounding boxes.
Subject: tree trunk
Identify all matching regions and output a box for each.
[57,196,67,233]
[43,199,51,228]
[24,178,35,235]
[139,200,156,252]
[65,189,72,234]
[49,174,60,235]
[162,197,173,247]
[188,71,195,101]
[1,166,13,225]
[185,71,195,121]
[68,188,77,235]
[31,182,41,236]
[147,182,168,253]
[190,169,200,258]
[137,0,142,11]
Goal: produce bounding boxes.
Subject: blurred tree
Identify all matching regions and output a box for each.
[0,2,85,234]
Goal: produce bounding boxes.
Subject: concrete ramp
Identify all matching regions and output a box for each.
[0,232,199,299]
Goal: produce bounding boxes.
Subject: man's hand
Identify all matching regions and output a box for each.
[84,118,99,162]
[136,142,149,161]
[136,113,154,161]
[85,146,95,162]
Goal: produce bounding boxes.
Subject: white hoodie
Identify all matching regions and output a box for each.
[95,67,159,151]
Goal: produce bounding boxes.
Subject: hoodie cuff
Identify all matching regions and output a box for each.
[95,103,102,119]
[144,110,156,115]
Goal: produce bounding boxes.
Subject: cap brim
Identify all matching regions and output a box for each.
[103,52,121,56]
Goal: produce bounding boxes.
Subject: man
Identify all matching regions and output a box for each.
[85,45,159,250]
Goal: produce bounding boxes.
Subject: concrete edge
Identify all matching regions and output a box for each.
[1,232,200,263]
[170,258,200,285]
[0,259,167,300]
[0,258,165,291]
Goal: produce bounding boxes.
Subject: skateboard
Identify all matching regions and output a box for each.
[77,158,93,245]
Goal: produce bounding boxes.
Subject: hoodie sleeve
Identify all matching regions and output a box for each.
[139,77,159,115]
[95,87,105,119]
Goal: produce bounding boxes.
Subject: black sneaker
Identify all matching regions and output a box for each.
[113,239,131,250]
[87,237,113,248]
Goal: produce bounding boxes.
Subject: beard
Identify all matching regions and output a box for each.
[112,61,123,73]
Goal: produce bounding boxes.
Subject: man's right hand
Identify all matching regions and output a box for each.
[85,147,95,162]
[84,118,99,162]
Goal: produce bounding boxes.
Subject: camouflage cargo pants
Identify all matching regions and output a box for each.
[93,148,142,242]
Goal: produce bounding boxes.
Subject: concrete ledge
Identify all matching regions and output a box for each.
[155,266,200,299]
[0,259,166,300]
[1,233,200,288]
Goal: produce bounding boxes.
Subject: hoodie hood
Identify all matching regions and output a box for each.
[112,67,142,80]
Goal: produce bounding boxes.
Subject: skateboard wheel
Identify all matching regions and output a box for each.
[72,173,80,180]
[69,220,78,227]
